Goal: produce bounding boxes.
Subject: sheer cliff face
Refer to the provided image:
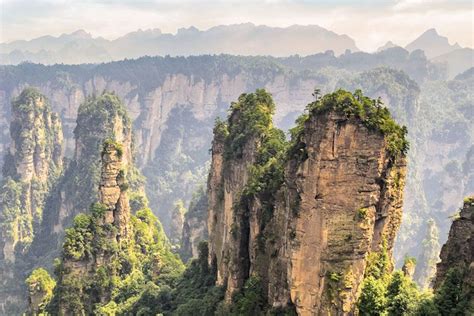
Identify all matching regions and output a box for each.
[433,196,473,290]
[180,187,208,262]
[0,88,63,262]
[98,141,131,241]
[207,124,259,299]
[207,90,407,314]
[55,141,130,315]
[51,139,183,314]
[50,93,133,237]
[271,111,406,315]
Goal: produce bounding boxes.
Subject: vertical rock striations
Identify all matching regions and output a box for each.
[53,141,129,314]
[433,196,473,309]
[181,186,209,262]
[207,89,408,314]
[29,92,138,261]
[0,88,63,315]
[0,87,63,262]
[49,138,183,315]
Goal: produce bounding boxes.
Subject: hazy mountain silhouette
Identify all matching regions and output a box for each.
[405,28,462,59]
[0,23,359,64]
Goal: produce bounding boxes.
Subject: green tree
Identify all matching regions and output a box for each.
[386,271,421,315]
[358,276,387,316]
[434,268,467,316]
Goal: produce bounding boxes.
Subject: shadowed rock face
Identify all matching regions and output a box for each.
[180,187,208,262]
[207,90,407,314]
[434,196,474,291]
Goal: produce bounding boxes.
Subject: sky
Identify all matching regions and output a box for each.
[0,0,472,51]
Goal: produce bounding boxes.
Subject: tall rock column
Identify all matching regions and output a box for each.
[273,108,407,315]
[0,87,63,315]
[207,100,262,300]
[54,140,131,315]
[99,140,131,242]
[0,87,63,262]
[206,89,408,315]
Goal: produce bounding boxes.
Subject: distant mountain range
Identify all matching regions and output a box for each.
[1,24,472,78]
[377,28,473,78]
[0,24,358,64]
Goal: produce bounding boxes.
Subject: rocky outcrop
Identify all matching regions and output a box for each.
[180,186,208,262]
[273,112,406,315]
[30,92,134,255]
[50,137,183,314]
[0,87,63,262]
[0,88,63,314]
[169,200,185,245]
[207,89,408,314]
[0,57,451,257]
[433,196,473,291]
[55,141,129,314]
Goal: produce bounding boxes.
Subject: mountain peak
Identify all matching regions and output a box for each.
[377,40,400,52]
[406,28,460,58]
[63,29,92,39]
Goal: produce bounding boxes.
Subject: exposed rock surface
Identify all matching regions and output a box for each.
[30,92,134,258]
[180,186,208,262]
[433,196,473,291]
[207,90,408,314]
[273,112,406,315]
[56,141,129,314]
[0,87,63,262]
[49,137,183,315]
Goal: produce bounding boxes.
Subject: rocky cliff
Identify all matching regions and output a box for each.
[207,89,408,314]
[52,141,130,314]
[0,87,63,262]
[0,88,63,315]
[433,196,473,298]
[180,186,208,262]
[0,53,446,247]
[29,92,135,260]
[48,139,183,314]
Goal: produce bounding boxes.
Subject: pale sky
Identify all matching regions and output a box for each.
[0,0,472,51]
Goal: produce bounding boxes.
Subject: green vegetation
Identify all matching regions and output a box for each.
[229,276,266,315]
[357,207,369,221]
[103,138,124,158]
[25,268,56,314]
[290,89,409,159]
[11,87,49,114]
[218,90,288,249]
[433,268,471,315]
[223,89,278,160]
[358,245,471,315]
[49,200,184,314]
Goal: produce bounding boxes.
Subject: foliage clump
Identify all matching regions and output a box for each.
[25,268,56,314]
[290,89,409,158]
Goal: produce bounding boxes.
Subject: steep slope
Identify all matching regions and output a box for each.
[180,186,208,262]
[29,92,138,263]
[0,88,63,314]
[432,196,474,314]
[48,140,183,314]
[0,53,440,240]
[207,89,408,314]
[0,54,464,285]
